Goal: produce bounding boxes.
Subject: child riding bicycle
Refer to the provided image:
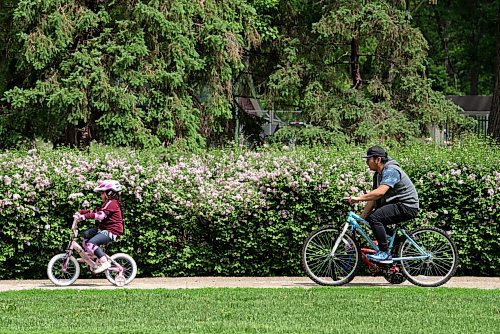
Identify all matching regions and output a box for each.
[73,180,124,274]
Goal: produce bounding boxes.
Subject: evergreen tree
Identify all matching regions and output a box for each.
[1,0,490,146]
[252,0,473,143]
[488,2,500,140]
[0,0,259,148]
[0,0,15,96]
[411,0,497,96]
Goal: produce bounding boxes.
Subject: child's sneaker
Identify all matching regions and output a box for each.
[367,251,393,264]
[94,260,111,273]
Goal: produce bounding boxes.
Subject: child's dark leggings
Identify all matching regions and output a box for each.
[365,203,418,252]
[82,227,112,258]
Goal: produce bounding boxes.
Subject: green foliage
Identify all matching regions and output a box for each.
[255,0,474,143]
[412,0,497,95]
[0,139,498,278]
[395,137,500,275]
[269,125,347,147]
[1,0,495,147]
[0,0,259,148]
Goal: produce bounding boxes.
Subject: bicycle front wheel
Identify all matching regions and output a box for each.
[398,227,459,287]
[302,225,361,286]
[47,254,80,286]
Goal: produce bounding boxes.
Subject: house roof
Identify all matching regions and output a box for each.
[446,95,492,115]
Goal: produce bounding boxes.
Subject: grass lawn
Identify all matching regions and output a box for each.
[0,287,498,333]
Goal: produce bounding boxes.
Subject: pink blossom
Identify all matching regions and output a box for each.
[4,176,12,185]
[68,193,84,200]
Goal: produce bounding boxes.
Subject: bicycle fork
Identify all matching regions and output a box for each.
[62,249,73,273]
[328,222,352,280]
[330,222,349,257]
[62,241,86,272]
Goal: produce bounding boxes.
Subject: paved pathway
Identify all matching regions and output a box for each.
[0,276,499,291]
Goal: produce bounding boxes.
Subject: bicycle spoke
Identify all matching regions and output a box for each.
[430,259,452,276]
[48,254,80,286]
[309,257,330,274]
[302,227,360,286]
[399,228,458,287]
[332,257,352,277]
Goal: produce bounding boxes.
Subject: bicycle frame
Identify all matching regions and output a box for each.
[61,219,124,275]
[337,212,430,262]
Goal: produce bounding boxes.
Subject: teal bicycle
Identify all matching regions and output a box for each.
[302,211,459,287]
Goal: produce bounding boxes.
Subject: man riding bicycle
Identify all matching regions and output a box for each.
[345,146,419,263]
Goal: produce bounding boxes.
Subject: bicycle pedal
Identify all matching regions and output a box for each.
[76,258,85,263]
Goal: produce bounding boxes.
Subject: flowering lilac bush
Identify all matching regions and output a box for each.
[0,139,498,278]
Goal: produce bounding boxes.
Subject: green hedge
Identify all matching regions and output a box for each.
[0,139,498,278]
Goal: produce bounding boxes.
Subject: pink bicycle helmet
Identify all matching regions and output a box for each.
[93,180,123,193]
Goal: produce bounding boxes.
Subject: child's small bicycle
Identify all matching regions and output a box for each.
[47,218,137,287]
[302,211,459,287]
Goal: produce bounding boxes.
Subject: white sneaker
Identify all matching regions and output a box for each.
[94,260,111,274]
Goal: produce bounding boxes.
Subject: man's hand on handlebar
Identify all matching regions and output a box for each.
[343,196,361,205]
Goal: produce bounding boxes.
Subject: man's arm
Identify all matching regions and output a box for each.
[350,185,390,202]
[344,184,391,209]
[360,200,376,219]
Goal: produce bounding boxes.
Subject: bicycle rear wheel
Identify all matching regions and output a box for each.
[47,254,80,286]
[105,253,137,286]
[302,225,361,286]
[398,227,459,287]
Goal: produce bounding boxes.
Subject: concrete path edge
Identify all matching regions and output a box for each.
[0,276,499,291]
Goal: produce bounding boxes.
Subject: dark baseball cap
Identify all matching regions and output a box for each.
[362,146,387,158]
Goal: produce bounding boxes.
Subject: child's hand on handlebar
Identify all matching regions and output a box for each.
[73,213,85,221]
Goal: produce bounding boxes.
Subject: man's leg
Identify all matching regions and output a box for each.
[366,203,409,252]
